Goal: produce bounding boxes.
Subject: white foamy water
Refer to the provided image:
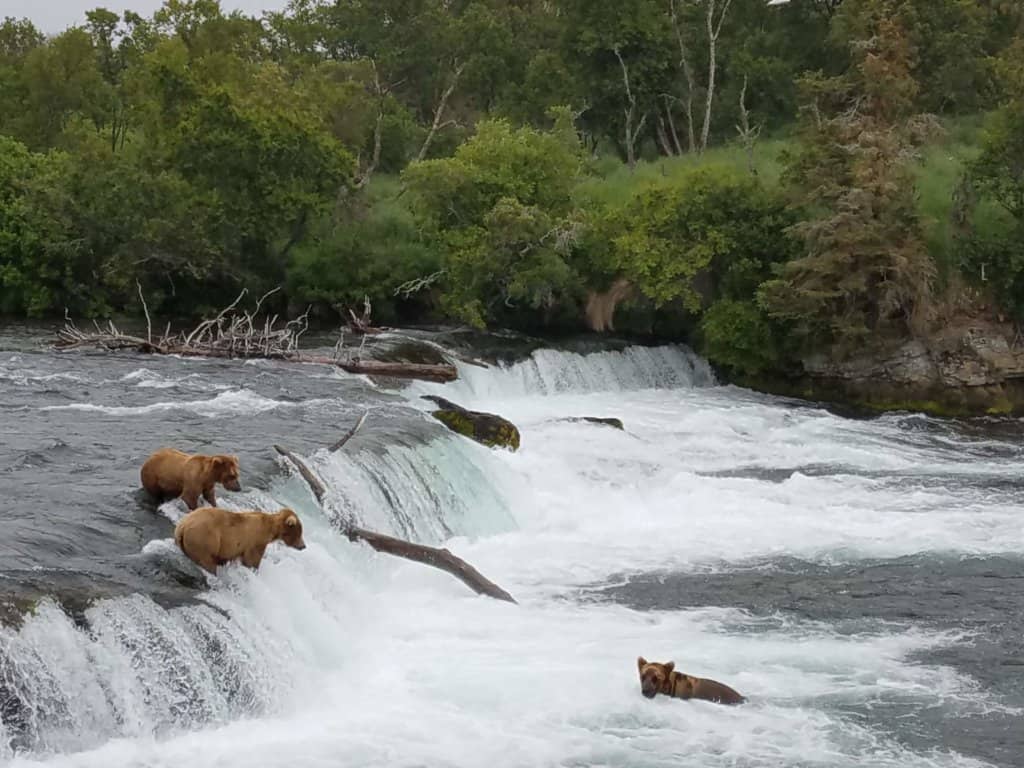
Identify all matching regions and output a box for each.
[40,389,340,418]
[2,345,1018,767]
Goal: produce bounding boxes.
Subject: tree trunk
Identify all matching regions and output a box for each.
[700,0,733,153]
[656,115,675,156]
[354,60,386,189]
[670,0,699,154]
[613,46,646,170]
[663,96,684,155]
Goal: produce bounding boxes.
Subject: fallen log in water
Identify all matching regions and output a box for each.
[273,443,516,604]
[53,288,457,383]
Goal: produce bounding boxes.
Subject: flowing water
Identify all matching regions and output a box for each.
[0,325,1021,768]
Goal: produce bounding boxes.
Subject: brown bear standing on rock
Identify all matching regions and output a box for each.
[174,506,306,574]
[637,657,745,705]
[141,448,241,510]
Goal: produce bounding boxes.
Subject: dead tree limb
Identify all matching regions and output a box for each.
[613,46,647,170]
[735,74,762,175]
[274,443,516,603]
[329,410,368,452]
[343,526,517,603]
[417,60,466,162]
[136,281,152,345]
[274,444,327,502]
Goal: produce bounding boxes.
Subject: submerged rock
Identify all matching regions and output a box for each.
[559,416,624,430]
[422,395,521,451]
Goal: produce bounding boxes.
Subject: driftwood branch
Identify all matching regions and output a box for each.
[274,440,516,603]
[54,289,457,383]
[342,526,517,603]
[329,410,368,452]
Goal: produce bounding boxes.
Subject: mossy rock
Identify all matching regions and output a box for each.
[423,395,521,451]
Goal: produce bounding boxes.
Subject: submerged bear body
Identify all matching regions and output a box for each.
[637,657,745,705]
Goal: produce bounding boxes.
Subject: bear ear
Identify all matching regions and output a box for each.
[637,657,647,671]
[664,661,675,674]
[285,515,299,528]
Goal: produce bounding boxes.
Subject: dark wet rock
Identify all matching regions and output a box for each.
[421,395,521,451]
[559,416,624,430]
[0,571,218,630]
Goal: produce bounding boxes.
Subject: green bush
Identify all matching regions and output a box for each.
[286,205,440,324]
[699,299,785,377]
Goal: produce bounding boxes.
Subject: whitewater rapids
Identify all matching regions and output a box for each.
[0,339,1020,768]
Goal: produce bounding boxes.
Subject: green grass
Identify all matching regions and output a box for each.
[914,114,1016,280]
[574,138,791,208]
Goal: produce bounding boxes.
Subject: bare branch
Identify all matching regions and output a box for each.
[416,60,466,162]
[136,281,152,345]
[394,270,447,298]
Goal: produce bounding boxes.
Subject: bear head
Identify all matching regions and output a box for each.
[637,657,675,699]
[277,508,306,550]
[212,455,242,491]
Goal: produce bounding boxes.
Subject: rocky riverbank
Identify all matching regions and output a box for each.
[751,320,1024,417]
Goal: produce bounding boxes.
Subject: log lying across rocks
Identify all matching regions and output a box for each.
[54,287,457,383]
[273,440,516,604]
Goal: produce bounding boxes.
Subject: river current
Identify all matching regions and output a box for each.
[0,326,1021,767]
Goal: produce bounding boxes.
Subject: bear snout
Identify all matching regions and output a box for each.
[293,538,306,550]
[225,479,242,491]
[641,682,657,698]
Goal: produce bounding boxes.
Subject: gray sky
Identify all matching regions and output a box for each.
[4,0,284,33]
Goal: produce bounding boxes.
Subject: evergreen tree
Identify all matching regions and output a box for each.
[760,7,936,349]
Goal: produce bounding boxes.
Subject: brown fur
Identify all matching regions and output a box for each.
[174,506,306,574]
[140,448,241,510]
[637,657,745,705]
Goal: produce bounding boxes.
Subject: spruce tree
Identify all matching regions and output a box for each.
[760,5,936,351]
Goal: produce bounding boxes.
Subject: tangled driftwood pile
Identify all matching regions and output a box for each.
[55,286,457,383]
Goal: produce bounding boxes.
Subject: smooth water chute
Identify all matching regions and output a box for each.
[432,344,716,402]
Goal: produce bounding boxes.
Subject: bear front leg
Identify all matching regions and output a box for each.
[195,554,220,574]
[241,544,267,570]
[202,485,217,507]
[182,488,201,510]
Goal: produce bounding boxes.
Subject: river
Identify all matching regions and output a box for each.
[0,325,1021,768]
